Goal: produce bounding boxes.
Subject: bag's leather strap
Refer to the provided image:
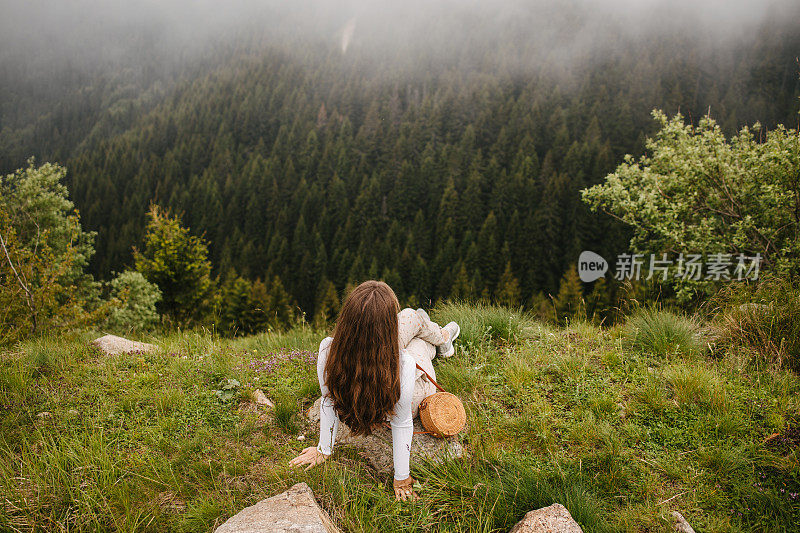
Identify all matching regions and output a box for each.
[380,364,450,436]
[415,362,446,393]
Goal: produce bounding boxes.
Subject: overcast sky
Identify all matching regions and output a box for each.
[0,0,797,73]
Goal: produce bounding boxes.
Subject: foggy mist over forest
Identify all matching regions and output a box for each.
[2,0,799,73]
[0,0,798,309]
[3,0,798,138]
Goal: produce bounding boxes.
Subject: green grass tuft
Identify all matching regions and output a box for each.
[624,307,703,357]
[664,362,727,412]
[432,301,536,346]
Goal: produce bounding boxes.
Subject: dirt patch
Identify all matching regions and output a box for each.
[765,423,800,455]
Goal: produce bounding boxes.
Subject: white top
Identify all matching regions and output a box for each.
[315,336,416,480]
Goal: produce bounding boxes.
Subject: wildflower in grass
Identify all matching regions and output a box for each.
[243,348,316,375]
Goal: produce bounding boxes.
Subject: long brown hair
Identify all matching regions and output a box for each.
[324,280,401,437]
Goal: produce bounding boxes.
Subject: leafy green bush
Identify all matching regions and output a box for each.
[106,270,161,332]
[624,307,702,356]
[0,160,100,343]
[583,111,800,302]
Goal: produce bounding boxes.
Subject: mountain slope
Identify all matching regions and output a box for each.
[2,4,799,314]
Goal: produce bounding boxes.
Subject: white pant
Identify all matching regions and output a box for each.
[397,308,446,418]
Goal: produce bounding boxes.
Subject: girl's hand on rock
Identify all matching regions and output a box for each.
[393,476,418,501]
[289,447,327,470]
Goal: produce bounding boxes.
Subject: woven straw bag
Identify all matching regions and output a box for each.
[415,363,466,438]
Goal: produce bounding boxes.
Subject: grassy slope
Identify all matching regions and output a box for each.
[1,303,798,532]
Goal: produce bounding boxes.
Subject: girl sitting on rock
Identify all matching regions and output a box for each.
[289,280,460,501]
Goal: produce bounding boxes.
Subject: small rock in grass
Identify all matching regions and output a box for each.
[297,435,305,441]
[672,511,696,533]
[509,503,583,532]
[37,411,51,419]
[91,334,156,356]
[253,389,275,408]
[215,482,341,533]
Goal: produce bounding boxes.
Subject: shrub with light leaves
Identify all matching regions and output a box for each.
[583,110,800,302]
[106,270,162,332]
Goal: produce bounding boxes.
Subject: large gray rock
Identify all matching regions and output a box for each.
[215,482,340,533]
[509,503,583,533]
[308,397,463,473]
[91,334,156,355]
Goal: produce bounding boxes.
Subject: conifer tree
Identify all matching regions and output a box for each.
[450,263,475,301]
[554,266,584,323]
[496,261,521,308]
[266,275,295,329]
[587,277,616,325]
[341,281,357,305]
[218,273,253,336]
[134,205,213,325]
[313,278,340,326]
[245,278,271,333]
